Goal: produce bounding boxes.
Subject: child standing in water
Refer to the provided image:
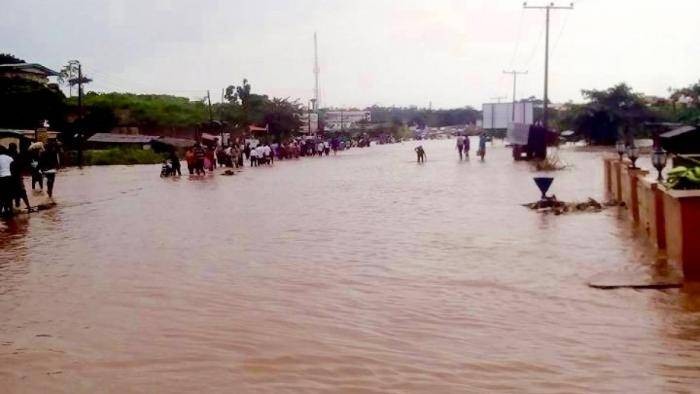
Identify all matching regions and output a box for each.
[415,145,426,163]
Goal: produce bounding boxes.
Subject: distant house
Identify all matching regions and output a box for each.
[0,63,59,84]
[86,133,158,150]
[150,137,195,153]
[324,111,370,131]
[0,128,60,150]
[642,95,669,107]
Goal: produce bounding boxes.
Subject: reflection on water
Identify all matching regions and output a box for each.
[1,139,699,393]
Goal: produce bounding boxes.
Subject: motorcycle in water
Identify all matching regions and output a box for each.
[160,160,175,177]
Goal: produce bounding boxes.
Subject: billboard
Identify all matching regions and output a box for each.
[482,102,534,130]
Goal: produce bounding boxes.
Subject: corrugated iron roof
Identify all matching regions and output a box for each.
[87,133,157,144]
[154,137,196,148]
[0,63,59,76]
[660,125,696,139]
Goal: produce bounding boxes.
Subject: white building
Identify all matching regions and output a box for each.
[324,110,370,131]
[299,112,319,134]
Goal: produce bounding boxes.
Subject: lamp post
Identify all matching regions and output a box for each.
[627,146,640,169]
[616,141,626,161]
[651,147,668,181]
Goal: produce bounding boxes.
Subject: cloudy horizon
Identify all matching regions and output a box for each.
[3,0,699,109]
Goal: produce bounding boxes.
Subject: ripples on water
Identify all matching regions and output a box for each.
[1,139,700,393]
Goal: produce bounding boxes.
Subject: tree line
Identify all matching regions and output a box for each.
[554,82,700,145]
[2,53,699,146]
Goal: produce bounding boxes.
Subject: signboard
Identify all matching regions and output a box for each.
[482,102,534,130]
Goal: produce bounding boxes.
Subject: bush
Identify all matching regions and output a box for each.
[83,148,166,166]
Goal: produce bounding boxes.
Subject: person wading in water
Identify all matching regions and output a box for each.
[477,133,487,161]
[193,143,206,175]
[415,145,426,163]
[456,135,465,160]
[8,143,31,212]
[39,141,59,199]
[464,134,471,158]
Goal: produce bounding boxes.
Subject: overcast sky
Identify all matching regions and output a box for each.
[3,0,699,109]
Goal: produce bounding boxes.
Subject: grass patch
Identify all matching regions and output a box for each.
[84,148,166,166]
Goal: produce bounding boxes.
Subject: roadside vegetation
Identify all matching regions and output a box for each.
[82,148,165,166]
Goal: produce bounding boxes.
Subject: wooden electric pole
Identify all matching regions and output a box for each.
[503,70,528,121]
[524,2,573,130]
[207,90,213,123]
[77,62,84,168]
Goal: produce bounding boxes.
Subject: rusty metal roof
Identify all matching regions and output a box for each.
[87,133,157,144]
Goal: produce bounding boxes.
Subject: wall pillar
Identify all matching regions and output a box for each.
[661,188,700,281]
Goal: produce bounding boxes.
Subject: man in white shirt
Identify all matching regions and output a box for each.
[255,145,266,165]
[0,148,12,177]
[0,146,15,215]
[265,144,275,164]
[249,145,258,167]
[263,144,272,164]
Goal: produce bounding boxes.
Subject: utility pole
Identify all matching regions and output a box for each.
[313,32,320,112]
[524,2,573,130]
[308,101,312,134]
[207,90,213,122]
[503,70,528,121]
[489,96,507,131]
[220,88,226,145]
[77,62,84,168]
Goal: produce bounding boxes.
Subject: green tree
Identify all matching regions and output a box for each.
[0,53,25,64]
[560,83,656,145]
[263,97,303,141]
[0,77,66,129]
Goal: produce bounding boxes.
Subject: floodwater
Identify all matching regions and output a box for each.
[2,139,700,393]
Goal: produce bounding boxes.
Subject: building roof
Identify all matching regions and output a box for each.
[0,129,29,139]
[200,132,220,141]
[0,63,59,77]
[660,125,696,139]
[153,137,196,148]
[248,125,268,132]
[87,133,158,144]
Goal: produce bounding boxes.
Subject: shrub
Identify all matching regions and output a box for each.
[83,148,165,166]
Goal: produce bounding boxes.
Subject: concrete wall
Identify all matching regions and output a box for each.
[609,160,623,202]
[606,156,700,281]
[637,178,666,250]
[603,158,613,200]
[620,165,633,208]
[662,189,700,281]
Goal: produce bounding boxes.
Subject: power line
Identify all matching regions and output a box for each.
[507,8,526,70]
[524,18,546,69]
[550,11,571,57]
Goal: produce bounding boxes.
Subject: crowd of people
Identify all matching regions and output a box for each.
[162,137,355,177]
[0,141,59,216]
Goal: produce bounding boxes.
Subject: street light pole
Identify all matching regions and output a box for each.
[524,2,573,130]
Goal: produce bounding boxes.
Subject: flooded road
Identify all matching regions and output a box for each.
[2,139,700,393]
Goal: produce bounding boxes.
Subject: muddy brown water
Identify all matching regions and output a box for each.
[2,139,700,393]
